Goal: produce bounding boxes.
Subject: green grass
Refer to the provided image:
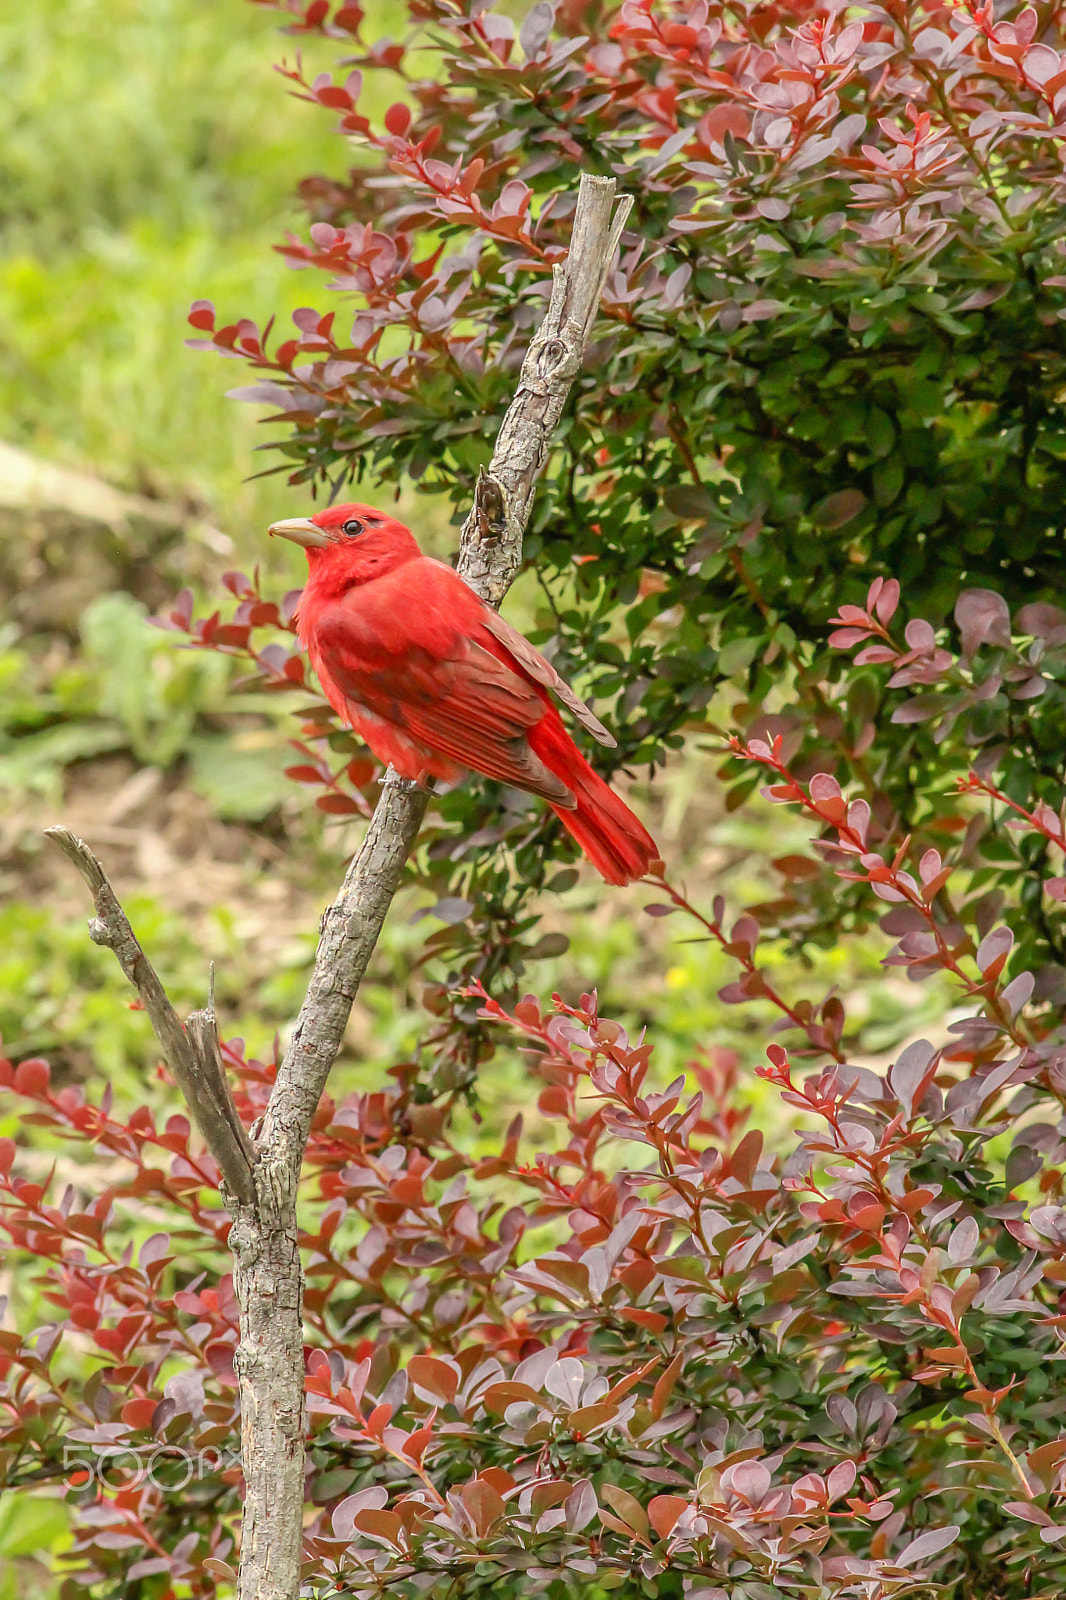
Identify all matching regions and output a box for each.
[0,0,378,534]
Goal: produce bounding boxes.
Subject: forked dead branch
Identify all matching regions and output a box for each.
[47,173,632,1600]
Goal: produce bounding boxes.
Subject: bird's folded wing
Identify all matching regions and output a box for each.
[314,602,575,804]
[478,610,616,748]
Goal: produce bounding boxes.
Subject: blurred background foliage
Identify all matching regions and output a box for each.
[0,0,340,500]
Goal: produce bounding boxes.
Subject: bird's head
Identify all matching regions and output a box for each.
[268,503,421,595]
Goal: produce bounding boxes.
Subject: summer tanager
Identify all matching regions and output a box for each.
[268,503,660,885]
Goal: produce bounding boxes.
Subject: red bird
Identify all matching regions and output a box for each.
[269,503,660,886]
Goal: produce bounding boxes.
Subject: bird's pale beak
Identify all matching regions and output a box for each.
[268,517,333,549]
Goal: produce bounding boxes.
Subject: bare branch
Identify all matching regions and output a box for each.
[42,171,631,1600]
[458,177,631,606]
[43,826,257,1206]
[257,769,430,1164]
[238,178,628,1596]
[259,172,631,1161]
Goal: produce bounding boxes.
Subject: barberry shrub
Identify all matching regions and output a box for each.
[5,591,1066,1595]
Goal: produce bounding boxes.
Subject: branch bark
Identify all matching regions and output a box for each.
[47,171,631,1600]
[43,826,257,1206]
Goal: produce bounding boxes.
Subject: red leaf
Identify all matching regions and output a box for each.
[385,102,412,137]
[403,1423,434,1465]
[365,1402,392,1439]
[648,1494,689,1539]
[121,1397,159,1431]
[14,1059,50,1096]
[316,793,363,815]
[316,85,353,109]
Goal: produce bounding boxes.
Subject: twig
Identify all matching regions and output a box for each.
[43,827,256,1206]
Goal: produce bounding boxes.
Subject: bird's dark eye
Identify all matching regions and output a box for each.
[342,518,365,537]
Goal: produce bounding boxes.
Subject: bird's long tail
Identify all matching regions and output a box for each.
[533,720,660,887]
